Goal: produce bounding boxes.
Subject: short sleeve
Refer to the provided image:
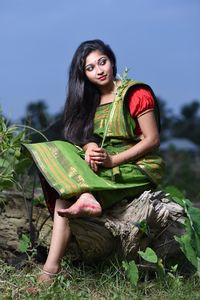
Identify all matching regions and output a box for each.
[128,87,155,118]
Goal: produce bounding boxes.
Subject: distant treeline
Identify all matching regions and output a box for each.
[7,97,199,146]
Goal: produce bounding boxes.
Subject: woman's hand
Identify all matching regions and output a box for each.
[89,148,114,168]
[84,143,99,172]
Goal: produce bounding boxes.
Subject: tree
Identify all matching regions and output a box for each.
[156,97,174,141]
[21,100,64,142]
[21,100,51,130]
[172,100,200,145]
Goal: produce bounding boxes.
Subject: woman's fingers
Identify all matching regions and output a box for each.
[85,147,110,168]
[89,148,107,161]
[90,159,98,172]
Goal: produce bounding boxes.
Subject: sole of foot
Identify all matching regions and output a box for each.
[57,193,102,218]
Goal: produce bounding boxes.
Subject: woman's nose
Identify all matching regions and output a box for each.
[96,65,103,74]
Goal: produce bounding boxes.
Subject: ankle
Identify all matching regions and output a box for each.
[43,262,60,274]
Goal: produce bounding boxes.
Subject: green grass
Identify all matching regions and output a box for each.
[0,258,200,300]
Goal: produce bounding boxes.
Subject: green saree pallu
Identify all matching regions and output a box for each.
[23,80,165,213]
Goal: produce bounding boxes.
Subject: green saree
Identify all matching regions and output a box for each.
[23,80,165,212]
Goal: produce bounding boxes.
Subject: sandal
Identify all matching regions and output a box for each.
[38,269,61,283]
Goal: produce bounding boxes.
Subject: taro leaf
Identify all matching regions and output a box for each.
[166,186,200,269]
[138,247,158,264]
[175,232,197,268]
[122,260,139,287]
[193,231,200,257]
[180,199,200,258]
[188,205,200,237]
[164,185,185,201]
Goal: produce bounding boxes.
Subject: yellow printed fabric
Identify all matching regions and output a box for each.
[23,80,165,211]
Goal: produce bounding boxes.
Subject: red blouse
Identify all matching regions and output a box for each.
[128,87,155,135]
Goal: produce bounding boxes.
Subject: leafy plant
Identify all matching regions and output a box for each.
[138,247,158,264]
[0,113,30,191]
[138,247,165,279]
[122,260,139,287]
[0,112,50,260]
[165,185,200,275]
[134,219,150,236]
[123,247,164,287]
[18,233,31,253]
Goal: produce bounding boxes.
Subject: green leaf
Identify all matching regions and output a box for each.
[122,260,139,287]
[197,257,200,278]
[188,206,200,237]
[14,158,32,174]
[136,220,149,235]
[157,258,166,278]
[175,233,197,267]
[0,158,10,168]
[11,130,25,144]
[164,186,185,200]
[18,234,30,253]
[2,121,7,132]
[138,247,158,263]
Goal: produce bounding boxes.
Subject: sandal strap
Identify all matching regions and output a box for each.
[40,269,61,277]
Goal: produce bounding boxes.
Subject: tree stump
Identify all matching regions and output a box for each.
[67,190,186,264]
[0,189,186,265]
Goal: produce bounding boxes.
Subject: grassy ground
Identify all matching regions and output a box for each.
[0,258,200,300]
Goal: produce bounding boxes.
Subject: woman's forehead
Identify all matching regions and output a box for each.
[85,50,106,65]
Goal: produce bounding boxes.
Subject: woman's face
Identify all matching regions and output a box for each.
[84,50,114,87]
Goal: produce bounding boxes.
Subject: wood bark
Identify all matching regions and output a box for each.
[0,190,186,264]
[67,190,186,263]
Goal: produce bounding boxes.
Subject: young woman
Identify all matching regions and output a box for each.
[24,39,165,282]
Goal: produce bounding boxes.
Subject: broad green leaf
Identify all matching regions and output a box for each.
[175,233,197,267]
[188,206,200,237]
[138,247,158,263]
[164,185,185,200]
[193,231,200,256]
[122,260,139,287]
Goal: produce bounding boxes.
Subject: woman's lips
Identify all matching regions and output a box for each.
[98,75,107,81]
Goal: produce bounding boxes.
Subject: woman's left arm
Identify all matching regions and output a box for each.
[109,110,160,167]
[89,110,160,168]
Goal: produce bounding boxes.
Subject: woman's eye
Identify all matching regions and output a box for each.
[85,66,94,72]
[99,58,107,65]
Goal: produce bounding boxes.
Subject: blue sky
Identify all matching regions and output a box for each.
[0,0,199,120]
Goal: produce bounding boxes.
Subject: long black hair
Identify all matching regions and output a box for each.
[63,39,117,146]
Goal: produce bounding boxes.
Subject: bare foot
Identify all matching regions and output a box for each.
[57,193,102,218]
